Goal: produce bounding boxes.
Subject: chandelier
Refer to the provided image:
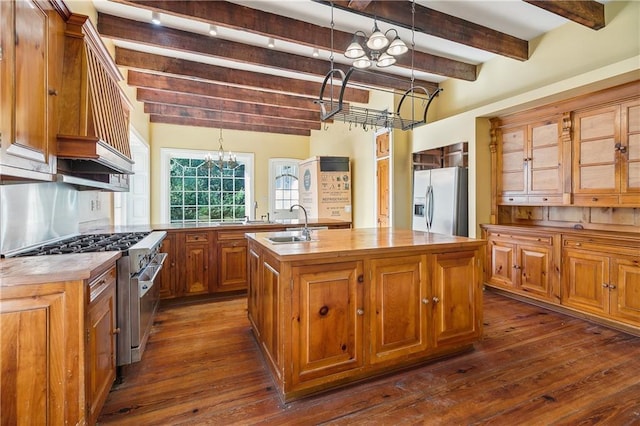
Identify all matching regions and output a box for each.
[205,127,237,170]
[344,21,408,69]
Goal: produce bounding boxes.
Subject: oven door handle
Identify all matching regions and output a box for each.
[138,253,168,297]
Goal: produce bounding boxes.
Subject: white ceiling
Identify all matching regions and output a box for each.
[91,0,586,84]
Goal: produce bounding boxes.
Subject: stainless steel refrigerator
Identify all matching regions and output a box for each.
[412,167,468,236]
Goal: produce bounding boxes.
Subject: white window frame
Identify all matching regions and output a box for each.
[160,147,254,223]
[268,158,301,220]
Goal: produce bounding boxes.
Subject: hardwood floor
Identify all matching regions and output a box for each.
[98,290,640,425]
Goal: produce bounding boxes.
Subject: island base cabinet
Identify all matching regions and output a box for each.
[291,261,364,384]
[432,251,482,347]
[369,255,429,364]
[247,235,484,402]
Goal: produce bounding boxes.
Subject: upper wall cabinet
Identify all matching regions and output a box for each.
[493,116,564,205]
[0,0,66,182]
[572,98,640,206]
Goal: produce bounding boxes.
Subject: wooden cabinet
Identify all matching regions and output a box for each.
[484,227,557,302]
[292,261,364,384]
[160,223,351,300]
[0,0,64,181]
[495,117,563,205]
[247,229,484,401]
[183,232,214,296]
[85,267,117,426]
[432,251,482,347]
[369,255,428,363]
[217,231,248,292]
[0,256,118,425]
[562,237,640,327]
[572,98,640,206]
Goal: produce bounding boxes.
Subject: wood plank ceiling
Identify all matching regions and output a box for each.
[97,0,605,136]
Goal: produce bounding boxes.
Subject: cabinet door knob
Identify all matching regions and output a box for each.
[422,298,429,304]
[357,275,364,283]
[356,308,364,316]
[602,283,609,288]
[432,297,440,304]
[112,328,121,335]
[609,284,616,289]
[48,88,58,96]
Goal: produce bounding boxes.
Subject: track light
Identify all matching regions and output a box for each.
[267,38,275,48]
[151,11,161,25]
[312,48,319,57]
[208,24,218,36]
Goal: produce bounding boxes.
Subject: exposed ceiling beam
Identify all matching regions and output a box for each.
[136,89,323,122]
[150,115,311,136]
[347,1,372,12]
[316,0,529,61]
[98,13,440,93]
[116,48,370,104]
[524,0,605,30]
[127,70,328,111]
[113,0,476,81]
[143,103,322,131]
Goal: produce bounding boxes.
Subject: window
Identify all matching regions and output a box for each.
[160,148,254,223]
[269,159,300,219]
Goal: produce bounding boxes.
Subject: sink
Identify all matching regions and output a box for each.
[215,221,245,226]
[267,235,311,244]
[244,220,273,224]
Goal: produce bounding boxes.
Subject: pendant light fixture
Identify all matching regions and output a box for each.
[344,22,408,69]
[204,127,238,170]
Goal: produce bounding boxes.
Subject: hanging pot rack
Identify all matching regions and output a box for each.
[315,67,443,131]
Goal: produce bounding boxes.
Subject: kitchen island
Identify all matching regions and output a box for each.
[246,227,485,402]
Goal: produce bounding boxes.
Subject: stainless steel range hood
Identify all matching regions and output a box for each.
[56,14,133,191]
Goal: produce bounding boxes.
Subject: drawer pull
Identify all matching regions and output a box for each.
[356,308,364,316]
[542,198,548,201]
[592,197,598,202]
[508,198,514,201]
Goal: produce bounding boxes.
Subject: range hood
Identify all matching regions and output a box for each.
[56,14,133,189]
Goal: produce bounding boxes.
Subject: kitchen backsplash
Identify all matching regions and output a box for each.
[0,182,111,254]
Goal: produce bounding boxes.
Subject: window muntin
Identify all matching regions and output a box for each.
[162,149,252,223]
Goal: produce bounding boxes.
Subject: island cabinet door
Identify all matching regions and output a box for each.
[431,251,482,347]
[369,255,430,364]
[291,261,364,385]
[247,248,261,337]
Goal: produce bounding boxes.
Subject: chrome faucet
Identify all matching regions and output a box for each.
[290,204,311,241]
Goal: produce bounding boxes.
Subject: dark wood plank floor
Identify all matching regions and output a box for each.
[98,290,640,425]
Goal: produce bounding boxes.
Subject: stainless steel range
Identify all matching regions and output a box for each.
[5,230,167,367]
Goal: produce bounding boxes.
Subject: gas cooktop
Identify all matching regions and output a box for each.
[12,232,150,257]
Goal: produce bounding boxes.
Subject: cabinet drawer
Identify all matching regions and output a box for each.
[563,238,640,256]
[499,195,528,205]
[528,195,564,204]
[620,194,640,206]
[185,233,209,242]
[217,231,249,241]
[572,194,620,206]
[489,231,552,245]
[88,266,117,303]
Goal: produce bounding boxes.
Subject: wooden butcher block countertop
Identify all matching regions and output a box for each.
[0,251,121,286]
[247,227,485,261]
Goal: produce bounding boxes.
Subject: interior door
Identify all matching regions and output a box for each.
[377,158,389,227]
[376,131,391,227]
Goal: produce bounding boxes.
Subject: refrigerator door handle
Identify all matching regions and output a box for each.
[426,185,434,232]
